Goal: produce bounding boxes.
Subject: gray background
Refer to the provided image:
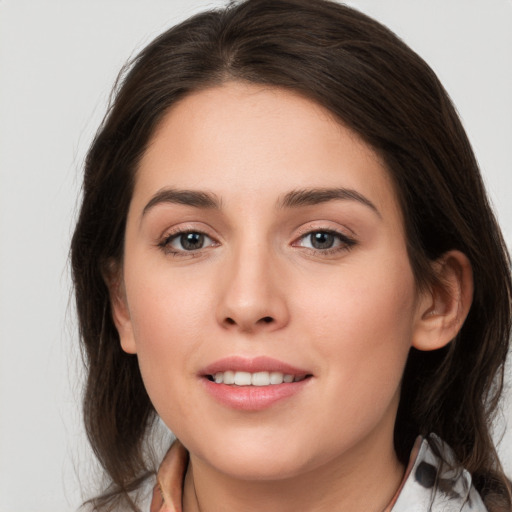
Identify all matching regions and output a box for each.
[0,1,511,510]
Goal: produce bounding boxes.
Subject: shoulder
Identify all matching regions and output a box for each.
[392,434,488,512]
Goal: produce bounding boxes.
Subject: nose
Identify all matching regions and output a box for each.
[215,242,290,334]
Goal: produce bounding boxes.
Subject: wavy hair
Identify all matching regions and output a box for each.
[71,1,512,510]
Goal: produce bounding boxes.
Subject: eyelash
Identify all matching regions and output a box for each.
[158,230,218,256]
[293,229,357,255]
[157,228,356,257]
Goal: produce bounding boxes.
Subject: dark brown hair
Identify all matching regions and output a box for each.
[71,0,512,510]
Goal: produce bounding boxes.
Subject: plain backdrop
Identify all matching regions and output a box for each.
[0,1,511,510]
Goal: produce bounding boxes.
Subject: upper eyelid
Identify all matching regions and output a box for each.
[161,229,218,246]
[294,229,355,244]
[157,223,219,242]
[291,223,358,249]
[293,222,356,239]
[155,221,357,245]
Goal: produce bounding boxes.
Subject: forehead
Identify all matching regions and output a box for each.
[134,82,400,221]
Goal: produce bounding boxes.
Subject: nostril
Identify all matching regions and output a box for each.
[223,316,275,328]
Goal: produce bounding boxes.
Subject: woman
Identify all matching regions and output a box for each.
[71,0,512,510]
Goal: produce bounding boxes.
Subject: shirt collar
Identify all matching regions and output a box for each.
[149,435,486,512]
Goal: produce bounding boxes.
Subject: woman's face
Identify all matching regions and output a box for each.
[116,82,427,480]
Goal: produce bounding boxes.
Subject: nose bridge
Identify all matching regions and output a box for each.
[216,233,289,332]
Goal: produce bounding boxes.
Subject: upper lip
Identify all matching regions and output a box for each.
[201,356,311,376]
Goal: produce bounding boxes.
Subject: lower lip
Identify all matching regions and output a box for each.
[202,378,310,411]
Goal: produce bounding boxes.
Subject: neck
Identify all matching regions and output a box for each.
[182,428,404,512]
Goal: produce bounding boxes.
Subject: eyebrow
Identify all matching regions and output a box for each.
[142,188,221,215]
[278,187,381,217]
[141,186,380,218]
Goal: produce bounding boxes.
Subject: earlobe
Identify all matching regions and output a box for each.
[103,262,137,355]
[412,250,473,351]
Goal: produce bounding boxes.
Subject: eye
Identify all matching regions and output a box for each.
[160,231,216,253]
[294,229,356,253]
[304,231,337,250]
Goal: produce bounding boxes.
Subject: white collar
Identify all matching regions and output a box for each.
[391,435,487,512]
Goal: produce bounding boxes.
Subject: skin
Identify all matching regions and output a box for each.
[111,82,473,512]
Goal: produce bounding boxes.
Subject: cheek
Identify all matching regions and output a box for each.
[285,259,418,462]
[297,255,418,394]
[124,267,215,411]
[127,259,214,343]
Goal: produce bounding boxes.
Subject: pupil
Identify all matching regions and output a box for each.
[181,232,204,250]
[311,232,334,249]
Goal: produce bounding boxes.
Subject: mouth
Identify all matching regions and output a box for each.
[201,356,313,385]
[206,370,310,386]
[200,356,313,410]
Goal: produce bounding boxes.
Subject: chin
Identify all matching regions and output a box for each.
[185,429,324,481]
[214,450,311,481]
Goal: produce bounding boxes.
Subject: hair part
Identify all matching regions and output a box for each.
[71,1,512,510]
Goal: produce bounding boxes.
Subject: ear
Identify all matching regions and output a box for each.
[412,250,473,351]
[103,260,137,354]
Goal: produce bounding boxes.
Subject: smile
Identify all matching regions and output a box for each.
[208,371,308,386]
[201,356,313,410]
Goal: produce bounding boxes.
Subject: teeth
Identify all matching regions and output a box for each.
[234,371,252,386]
[252,371,270,386]
[212,371,304,386]
[269,371,284,385]
[223,370,235,385]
